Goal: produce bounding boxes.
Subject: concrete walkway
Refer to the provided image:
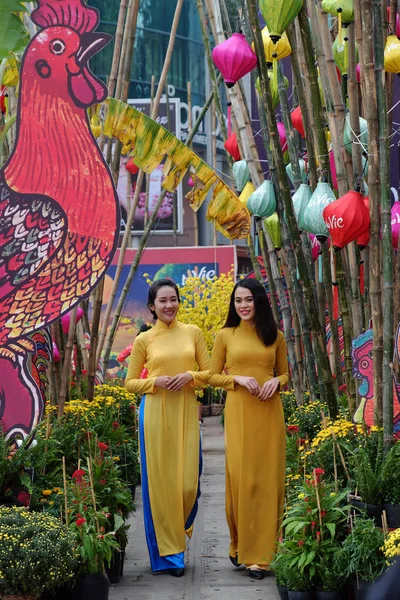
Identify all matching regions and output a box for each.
[110,416,280,600]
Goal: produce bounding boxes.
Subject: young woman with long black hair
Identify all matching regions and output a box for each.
[125,278,209,577]
[209,278,289,580]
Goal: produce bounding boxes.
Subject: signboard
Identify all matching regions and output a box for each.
[101,245,236,372]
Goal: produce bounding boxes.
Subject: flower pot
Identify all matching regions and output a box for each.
[211,403,224,416]
[41,582,72,599]
[1,595,38,600]
[105,550,121,584]
[120,551,125,576]
[72,573,109,600]
[277,585,289,600]
[383,503,400,528]
[352,579,373,600]
[350,499,382,527]
[315,592,343,600]
[288,591,314,600]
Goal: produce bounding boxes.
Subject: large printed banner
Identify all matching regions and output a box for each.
[102,245,236,375]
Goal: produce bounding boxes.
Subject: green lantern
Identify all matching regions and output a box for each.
[259,0,303,43]
[292,183,312,231]
[303,181,336,241]
[344,116,368,154]
[256,67,289,110]
[263,212,282,250]
[321,0,354,24]
[233,160,250,192]
[247,181,277,218]
[333,33,349,75]
[286,159,307,185]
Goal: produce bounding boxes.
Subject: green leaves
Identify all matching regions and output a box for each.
[0,0,29,59]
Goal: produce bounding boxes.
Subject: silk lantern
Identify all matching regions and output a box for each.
[310,234,322,262]
[356,196,370,250]
[61,307,84,335]
[247,181,276,218]
[252,26,291,62]
[344,116,368,154]
[292,183,312,231]
[188,176,194,187]
[256,67,289,110]
[333,32,349,76]
[286,160,307,186]
[322,189,370,251]
[233,160,250,192]
[384,35,400,74]
[264,212,282,249]
[224,132,241,161]
[212,33,257,87]
[291,105,305,138]
[126,157,139,175]
[239,182,255,206]
[277,122,288,152]
[259,0,303,43]
[391,200,400,249]
[303,181,336,241]
[387,7,400,37]
[321,0,354,33]
[52,341,60,363]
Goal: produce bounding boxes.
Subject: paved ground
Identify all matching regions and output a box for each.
[110,416,280,600]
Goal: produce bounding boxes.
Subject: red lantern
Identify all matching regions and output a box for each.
[224,132,241,161]
[291,105,305,138]
[322,189,370,251]
[0,86,6,114]
[356,196,370,250]
[391,200,400,249]
[212,33,257,88]
[126,157,139,175]
[387,6,400,37]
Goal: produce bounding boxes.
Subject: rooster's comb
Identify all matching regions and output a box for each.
[31,0,99,34]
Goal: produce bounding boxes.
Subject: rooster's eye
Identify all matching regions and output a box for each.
[50,39,66,55]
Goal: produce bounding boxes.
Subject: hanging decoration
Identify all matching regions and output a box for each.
[224,132,241,162]
[61,307,84,335]
[333,31,349,75]
[356,196,370,250]
[303,181,336,242]
[321,0,354,42]
[384,35,400,74]
[239,182,256,206]
[259,0,303,44]
[391,200,400,249]
[322,189,370,252]
[286,159,308,186]
[264,212,283,249]
[277,122,288,152]
[126,157,139,175]
[233,160,251,192]
[344,116,368,154]
[291,105,305,138]
[292,183,312,231]
[247,181,276,218]
[256,64,289,110]
[387,7,400,37]
[310,234,322,262]
[212,33,257,88]
[252,26,291,63]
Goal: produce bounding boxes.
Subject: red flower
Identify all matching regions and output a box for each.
[313,468,325,484]
[76,513,82,519]
[316,531,321,541]
[339,383,347,393]
[112,421,120,430]
[17,491,31,507]
[76,517,86,527]
[97,442,109,452]
[287,425,300,434]
[82,369,87,376]
[296,438,306,447]
[321,510,326,518]
[298,539,304,546]
[72,469,86,484]
[99,479,106,485]
[130,405,135,411]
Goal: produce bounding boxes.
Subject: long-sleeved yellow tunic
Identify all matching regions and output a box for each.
[125,318,209,556]
[209,322,289,567]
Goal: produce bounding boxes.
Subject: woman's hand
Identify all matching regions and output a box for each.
[233,376,260,396]
[155,376,172,390]
[167,372,194,391]
[259,377,280,401]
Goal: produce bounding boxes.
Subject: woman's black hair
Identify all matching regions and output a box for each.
[147,278,180,320]
[223,278,278,346]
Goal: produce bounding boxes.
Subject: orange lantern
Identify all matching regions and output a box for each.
[322,189,370,251]
[224,132,241,161]
[291,105,305,138]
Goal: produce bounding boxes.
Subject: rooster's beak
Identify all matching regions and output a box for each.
[76,32,112,67]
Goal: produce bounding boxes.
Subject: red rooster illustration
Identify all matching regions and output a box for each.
[0,0,119,440]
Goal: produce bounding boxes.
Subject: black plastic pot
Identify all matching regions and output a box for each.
[288,591,314,600]
[383,503,400,528]
[352,579,372,600]
[277,585,289,600]
[315,592,343,600]
[41,581,73,599]
[128,484,136,502]
[105,550,122,584]
[120,550,125,576]
[72,573,109,600]
[350,499,382,527]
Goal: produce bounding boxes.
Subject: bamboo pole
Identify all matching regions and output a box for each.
[87,281,104,400]
[256,221,281,325]
[361,0,383,425]
[247,0,337,416]
[374,0,394,449]
[58,307,77,418]
[144,75,156,227]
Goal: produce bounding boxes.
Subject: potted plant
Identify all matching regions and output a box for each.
[314,548,349,599]
[339,517,386,599]
[270,548,290,600]
[0,506,78,600]
[380,442,400,528]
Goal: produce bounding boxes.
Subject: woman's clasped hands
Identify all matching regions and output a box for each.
[233,376,280,400]
[155,373,194,392]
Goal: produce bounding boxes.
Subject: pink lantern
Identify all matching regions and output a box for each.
[392,200,400,249]
[212,33,257,87]
[61,307,84,334]
[188,176,194,187]
[356,63,361,83]
[329,150,338,190]
[310,234,321,262]
[277,122,288,152]
[387,7,400,37]
[52,341,60,363]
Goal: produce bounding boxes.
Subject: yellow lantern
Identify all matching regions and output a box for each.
[384,35,400,74]
[252,26,291,63]
[239,182,256,206]
[2,58,19,87]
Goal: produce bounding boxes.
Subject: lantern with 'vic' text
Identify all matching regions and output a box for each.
[391,200,400,249]
[322,189,370,251]
[303,182,336,242]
